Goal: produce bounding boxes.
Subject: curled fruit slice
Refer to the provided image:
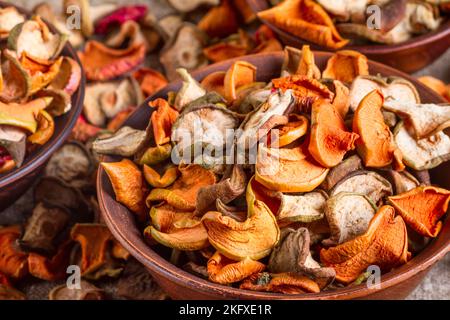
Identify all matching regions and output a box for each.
[275,114,309,147]
[224,61,256,102]
[19,53,63,95]
[149,203,194,233]
[49,57,82,96]
[320,205,408,284]
[198,0,238,38]
[200,71,226,97]
[78,41,146,81]
[257,0,348,49]
[202,198,280,261]
[150,98,179,146]
[281,45,321,79]
[28,110,55,145]
[388,186,450,237]
[255,143,329,193]
[0,49,31,102]
[322,192,377,246]
[322,50,369,83]
[0,226,28,279]
[28,241,72,281]
[309,100,359,167]
[94,5,148,34]
[352,90,395,168]
[207,251,265,285]
[240,272,320,294]
[138,144,172,166]
[101,159,146,217]
[93,126,147,157]
[144,165,178,188]
[133,68,168,96]
[203,30,251,63]
[321,155,363,191]
[146,164,216,211]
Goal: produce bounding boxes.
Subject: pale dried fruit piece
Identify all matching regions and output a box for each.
[49,57,82,96]
[277,191,328,224]
[49,280,104,300]
[0,125,26,168]
[383,101,450,139]
[160,24,208,81]
[0,226,28,279]
[322,51,369,83]
[78,41,146,81]
[337,22,411,44]
[352,90,396,168]
[173,68,206,111]
[316,0,368,22]
[146,164,217,211]
[36,89,72,117]
[207,251,265,285]
[309,99,359,168]
[224,61,257,102]
[202,198,280,261]
[8,17,67,60]
[95,5,148,35]
[198,0,238,38]
[0,7,25,39]
[143,165,178,188]
[101,159,146,217]
[393,122,450,170]
[255,142,329,193]
[258,0,348,49]
[323,192,377,246]
[268,228,336,286]
[320,205,409,284]
[240,272,320,294]
[330,170,393,204]
[382,170,420,194]
[93,126,147,157]
[321,154,363,191]
[388,186,450,237]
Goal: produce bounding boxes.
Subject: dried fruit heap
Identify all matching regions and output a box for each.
[100,46,450,294]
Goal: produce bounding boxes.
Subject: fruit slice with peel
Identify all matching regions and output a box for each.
[224,61,256,102]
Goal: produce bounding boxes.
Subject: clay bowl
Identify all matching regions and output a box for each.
[98,51,450,300]
[0,2,85,211]
[247,0,450,73]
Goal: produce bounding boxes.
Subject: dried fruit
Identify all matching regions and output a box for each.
[309,99,359,167]
[49,57,82,96]
[240,272,320,294]
[28,241,72,281]
[173,68,206,110]
[0,7,25,39]
[93,126,147,157]
[203,30,252,63]
[28,110,54,145]
[198,0,238,38]
[200,71,226,97]
[0,49,31,102]
[138,143,172,166]
[143,165,178,188]
[49,280,104,300]
[224,61,257,102]
[167,0,220,13]
[322,50,369,83]
[150,98,179,146]
[94,5,148,34]
[0,226,28,279]
[276,114,309,147]
[133,68,168,97]
[321,155,363,190]
[0,125,26,168]
[19,53,63,95]
[388,186,450,237]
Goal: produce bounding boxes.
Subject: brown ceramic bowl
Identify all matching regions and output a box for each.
[98,52,450,300]
[247,0,450,73]
[0,2,85,211]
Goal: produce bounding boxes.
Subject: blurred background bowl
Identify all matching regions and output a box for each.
[0,2,85,211]
[247,0,450,73]
[98,51,449,300]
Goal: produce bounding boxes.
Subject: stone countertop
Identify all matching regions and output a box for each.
[2,0,450,300]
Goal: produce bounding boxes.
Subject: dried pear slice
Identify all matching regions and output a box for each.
[394,122,450,170]
[173,68,206,111]
[0,125,26,168]
[321,155,363,191]
[93,126,147,157]
[322,192,377,246]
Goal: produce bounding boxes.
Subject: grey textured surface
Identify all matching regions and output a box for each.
[2,0,450,300]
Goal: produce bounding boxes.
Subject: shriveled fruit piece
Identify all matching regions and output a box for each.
[322,192,377,246]
[224,61,256,102]
[0,125,26,168]
[173,68,206,110]
[320,205,409,284]
[352,90,395,167]
[94,5,148,34]
[255,143,329,193]
[138,144,172,166]
[203,29,252,63]
[28,241,72,281]
[146,164,216,211]
[383,101,450,139]
[19,52,62,94]
[321,154,363,191]
[288,45,320,79]
[36,89,72,117]
[28,110,55,145]
[133,68,168,97]
[0,7,25,39]
[394,122,450,170]
[149,203,194,233]
[207,251,265,285]
[268,228,335,287]
[198,0,238,38]
[101,159,146,217]
[150,98,179,146]
[0,97,52,133]
[0,49,31,102]
[322,50,369,83]
[8,17,67,60]
[0,226,28,279]
[278,191,328,224]
[330,170,393,204]
[144,165,178,188]
[257,0,348,49]
[93,126,147,157]
[105,20,150,50]
[324,79,350,119]
[200,71,226,97]
[309,100,359,167]
[49,280,104,300]
[275,114,309,147]
[240,272,320,294]
[202,198,280,261]
[49,57,82,96]
[382,170,419,194]
[388,186,450,237]
[78,41,146,81]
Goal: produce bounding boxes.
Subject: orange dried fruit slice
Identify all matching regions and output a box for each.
[322,50,369,83]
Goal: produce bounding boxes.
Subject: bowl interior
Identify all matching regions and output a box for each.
[98,51,450,299]
[0,2,85,189]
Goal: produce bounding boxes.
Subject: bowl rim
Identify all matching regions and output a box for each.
[97,51,450,299]
[246,0,450,54]
[0,1,86,189]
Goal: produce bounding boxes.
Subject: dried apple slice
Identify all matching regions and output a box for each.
[278,191,328,224]
[78,41,146,81]
[93,126,147,157]
[150,98,179,146]
[173,68,206,110]
[0,226,28,279]
[321,155,363,191]
[224,61,256,102]
[0,97,52,133]
[257,0,348,49]
[322,192,377,246]
[393,122,450,170]
[0,7,25,39]
[144,165,178,188]
[320,205,408,284]
[200,71,226,97]
[256,142,329,193]
[202,197,280,261]
[36,89,71,117]
[275,114,309,147]
[316,0,368,21]
[309,100,359,167]
[0,49,31,102]
[240,272,320,294]
[49,57,82,96]
[8,17,67,60]
[198,0,238,38]
[382,170,420,195]
[146,164,216,211]
[149,203,194,233]
[353,90,396,168]
[383,101,450,139]
[207,251,265,285]
[0,125,26,168]
[101,159,146,217]
[388,186,450,237]
[27,110,55,145]
[19,52,63,94]
[133,68,168,97]
[322,50,369,83]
